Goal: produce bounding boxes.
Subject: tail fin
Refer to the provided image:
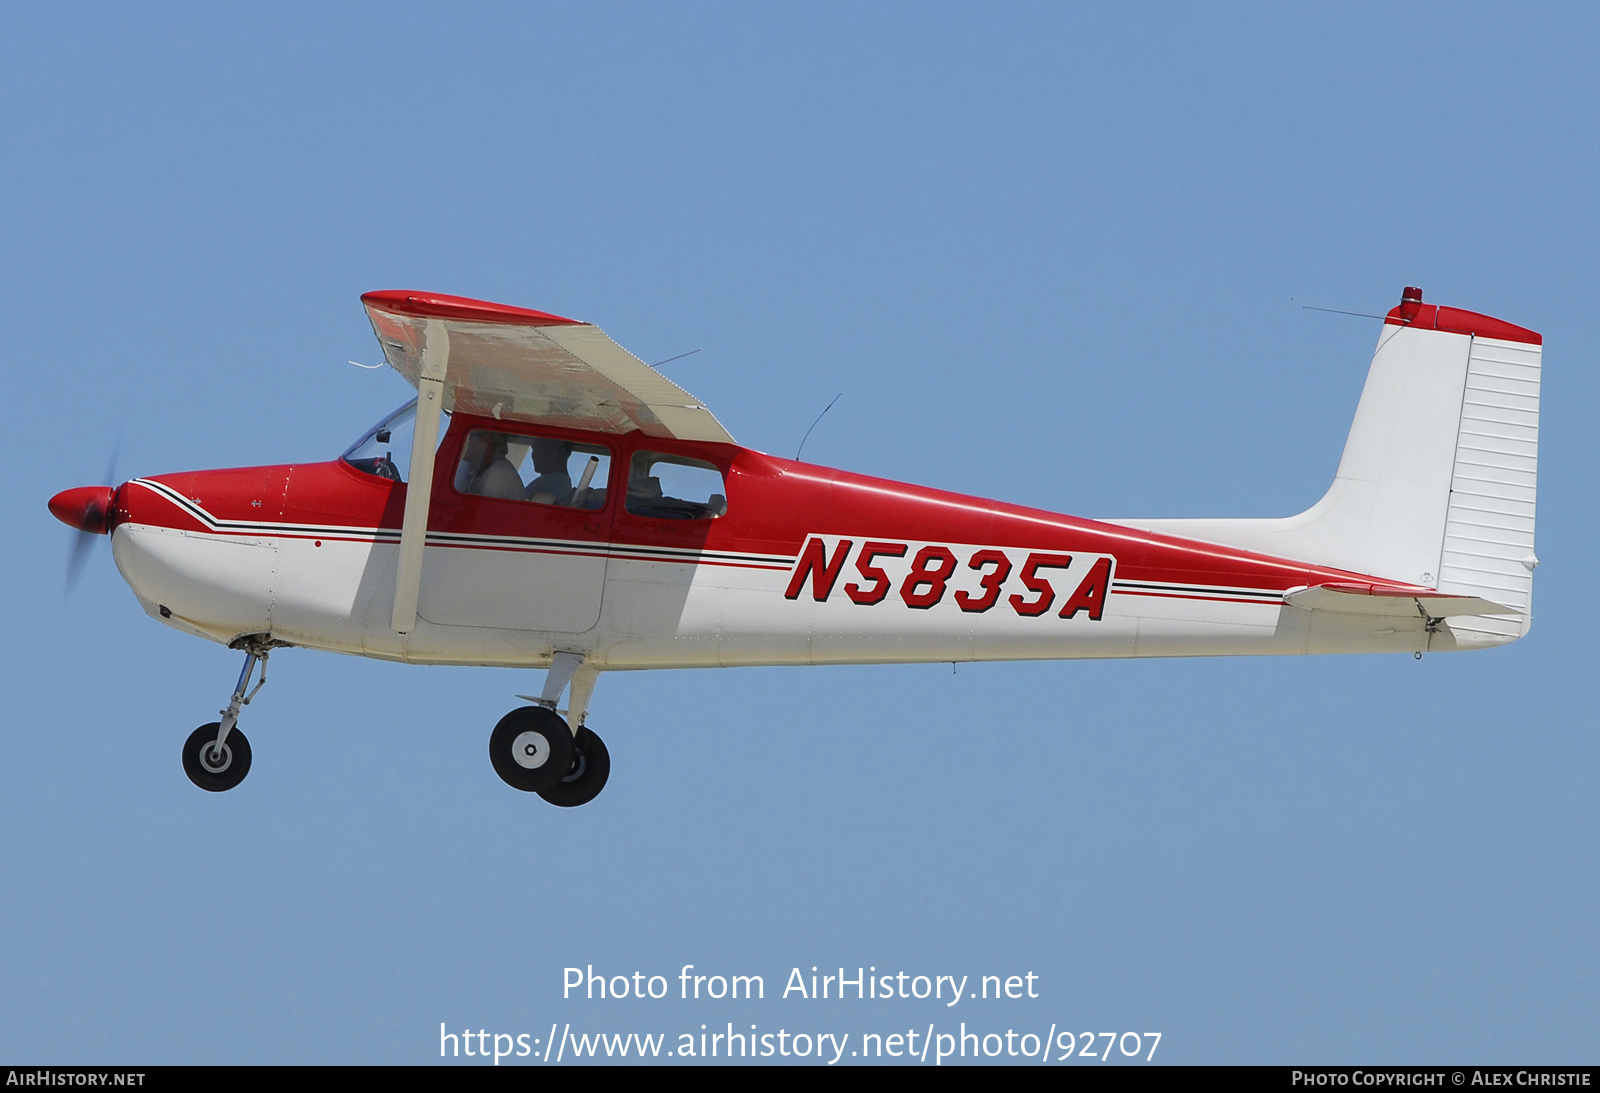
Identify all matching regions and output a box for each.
[1113,288,1542,645]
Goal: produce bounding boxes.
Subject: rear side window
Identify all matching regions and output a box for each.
[626,452,727,520]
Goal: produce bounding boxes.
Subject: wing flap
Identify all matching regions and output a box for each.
[362,291,735,444]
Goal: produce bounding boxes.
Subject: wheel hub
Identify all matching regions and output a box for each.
[201,743,232,773]
[512,730,551,770]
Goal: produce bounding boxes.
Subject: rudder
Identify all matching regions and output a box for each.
[1436,332,1541,643]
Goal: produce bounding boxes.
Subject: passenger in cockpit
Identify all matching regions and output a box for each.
[459,432,525,500]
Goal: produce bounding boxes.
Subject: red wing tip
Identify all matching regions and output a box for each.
[361,290,583,327]
[1383,286,1541,345]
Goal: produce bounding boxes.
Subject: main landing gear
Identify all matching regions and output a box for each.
[182,637,282,792]
[489,652,610,807]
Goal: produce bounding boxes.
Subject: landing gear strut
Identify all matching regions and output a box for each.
[490,652,610,806]
[182,637,281,792]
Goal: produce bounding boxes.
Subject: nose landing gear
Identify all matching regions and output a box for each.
[182,636,284,792]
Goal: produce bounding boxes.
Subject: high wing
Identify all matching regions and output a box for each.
[362,290,734,637]
[362,290,734,445]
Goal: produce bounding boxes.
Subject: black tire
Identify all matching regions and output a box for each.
[489,707,575,792]
[538,726,611,808]
[182,722,252,792]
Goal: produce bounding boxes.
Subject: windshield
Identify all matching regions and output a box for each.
[341,399,447,482]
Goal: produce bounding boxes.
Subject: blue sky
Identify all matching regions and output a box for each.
[3,3,1597,1064]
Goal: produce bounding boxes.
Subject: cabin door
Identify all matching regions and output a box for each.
[416,424,616,634]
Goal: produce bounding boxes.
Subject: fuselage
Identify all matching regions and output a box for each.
[107,411,1495,672]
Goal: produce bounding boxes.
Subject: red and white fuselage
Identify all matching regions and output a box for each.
[103,285,1541,672]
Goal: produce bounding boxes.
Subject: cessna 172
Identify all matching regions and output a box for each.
[47,287,1541,806]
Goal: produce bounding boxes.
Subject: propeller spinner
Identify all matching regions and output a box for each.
[49,484,117,593]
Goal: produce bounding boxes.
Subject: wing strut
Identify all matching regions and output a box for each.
[391,320,450,634]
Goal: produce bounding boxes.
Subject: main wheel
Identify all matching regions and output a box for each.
[182,722,252,792]
[538,726,611,808]
[489,706,575,792]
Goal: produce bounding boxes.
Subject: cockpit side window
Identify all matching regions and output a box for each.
[625,452,728,520]
[453,429,611,510]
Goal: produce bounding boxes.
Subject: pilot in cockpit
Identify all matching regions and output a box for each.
[458,431,525,500]
[525,438,574,505]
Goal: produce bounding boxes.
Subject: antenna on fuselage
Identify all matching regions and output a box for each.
[1299,304,1384,319]
[795,392,843,462]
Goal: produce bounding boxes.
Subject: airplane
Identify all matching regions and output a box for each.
[47,286,1542,806]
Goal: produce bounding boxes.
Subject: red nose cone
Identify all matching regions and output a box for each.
[49,486,115,534]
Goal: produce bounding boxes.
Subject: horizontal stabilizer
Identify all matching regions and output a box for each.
[1284,582,1515,618]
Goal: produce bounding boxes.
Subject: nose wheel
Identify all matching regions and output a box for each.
[182,637,283,792]
[182,722,252,791]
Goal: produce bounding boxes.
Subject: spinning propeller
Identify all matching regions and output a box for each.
[49,450,120,595]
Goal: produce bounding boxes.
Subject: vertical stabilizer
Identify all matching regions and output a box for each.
[1110,288,1541,646]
